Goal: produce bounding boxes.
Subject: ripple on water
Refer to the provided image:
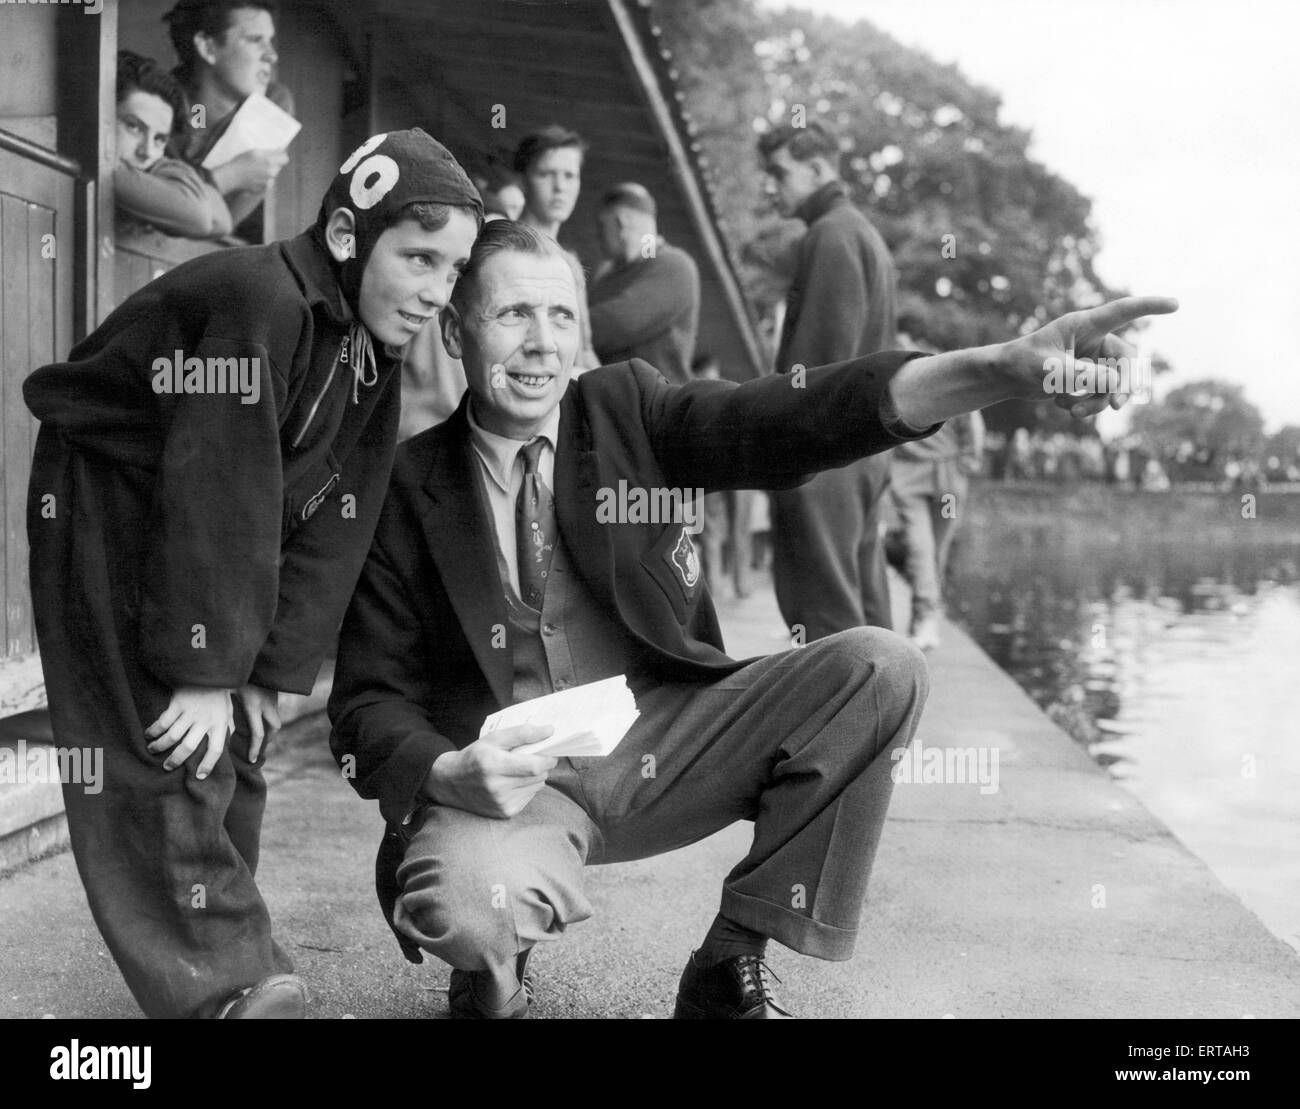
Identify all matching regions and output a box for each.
[947,487,1300,953]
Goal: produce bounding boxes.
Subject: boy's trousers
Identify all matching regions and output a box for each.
[57,705,293,1019]
[31,431,292,1019]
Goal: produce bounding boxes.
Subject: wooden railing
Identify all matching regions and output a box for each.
[113,224,234,305]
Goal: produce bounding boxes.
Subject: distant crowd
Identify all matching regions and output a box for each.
[986,429,1292,491]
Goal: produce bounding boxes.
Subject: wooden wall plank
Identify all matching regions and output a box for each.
[0,147,75,666]
[0,198,7,658]
[2,194,31,657]
[12,201,54,657]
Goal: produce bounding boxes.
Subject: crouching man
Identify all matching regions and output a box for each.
[328,218,1175,1018]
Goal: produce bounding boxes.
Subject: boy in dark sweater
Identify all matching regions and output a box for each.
[25,128,481,1018]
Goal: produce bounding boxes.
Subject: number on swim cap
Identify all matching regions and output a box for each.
[349,154,400,210]
[340,133,388,174]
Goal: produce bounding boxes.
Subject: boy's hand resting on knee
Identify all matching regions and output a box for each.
[145,687,234,779]
[424,725,559,819]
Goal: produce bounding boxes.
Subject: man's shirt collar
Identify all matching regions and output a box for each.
[467,401,561,494]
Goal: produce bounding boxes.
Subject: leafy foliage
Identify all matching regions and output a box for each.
[1266,425,1300,469]
[653,0,1138,432]
[1130,380,1266,471]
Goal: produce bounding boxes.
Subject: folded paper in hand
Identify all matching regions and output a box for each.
[479,676,640,758]
[201,93,301,169]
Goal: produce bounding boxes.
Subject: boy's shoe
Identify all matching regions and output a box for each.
[215,973,307,1019]
[673,952,794,1019]
[448,950,534,1019]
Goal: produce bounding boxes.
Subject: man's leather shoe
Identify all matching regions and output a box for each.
[215,973,307,1019]
[448,950,535,1019]
[673,951,795,1019]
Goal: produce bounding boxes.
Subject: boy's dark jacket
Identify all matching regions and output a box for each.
[328,351,934,832]
[25,230,400,702]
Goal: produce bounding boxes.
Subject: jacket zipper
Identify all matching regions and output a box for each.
[291,334,347,450]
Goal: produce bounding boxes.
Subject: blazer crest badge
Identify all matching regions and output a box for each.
[669,527,701,590]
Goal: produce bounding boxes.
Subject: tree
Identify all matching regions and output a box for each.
[652,0,1168,434]
[1129,380,1266,479]
[1264,424,1300,480]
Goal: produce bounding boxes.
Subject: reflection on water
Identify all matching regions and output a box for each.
[948,484,1300,954]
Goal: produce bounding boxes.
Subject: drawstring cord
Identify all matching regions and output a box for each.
[347,322,379,404]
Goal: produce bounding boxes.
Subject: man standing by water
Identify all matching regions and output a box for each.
[760,120,899,640]
[889,410,985,650]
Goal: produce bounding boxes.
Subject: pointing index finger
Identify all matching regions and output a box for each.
[1078,296,1179,337]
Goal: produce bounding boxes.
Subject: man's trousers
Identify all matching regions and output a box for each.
[391,628,929,996]
[701,489,759,598]
[889,459,968,627]
[770,454,893,640]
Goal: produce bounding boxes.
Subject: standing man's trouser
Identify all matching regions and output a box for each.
[770,454,893,640]
[701,492,731,595]
[701,490,760,597]
[889,460,967,626]
[731,489,759,595]
[392,628,929,996]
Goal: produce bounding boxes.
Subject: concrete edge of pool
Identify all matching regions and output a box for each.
[0,577,1296,1018]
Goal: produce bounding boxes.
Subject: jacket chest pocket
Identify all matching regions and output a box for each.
[283,450,342,536]
[640,524,704,623]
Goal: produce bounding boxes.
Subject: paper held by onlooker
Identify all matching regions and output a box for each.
[479,676,640,758]
[201,93,302,170]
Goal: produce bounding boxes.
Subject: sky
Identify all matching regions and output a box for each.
[758,0,1300,433]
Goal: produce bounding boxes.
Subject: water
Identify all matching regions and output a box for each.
[946,483,1300,954]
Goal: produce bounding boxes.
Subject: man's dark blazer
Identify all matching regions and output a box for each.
[328,352,930,960]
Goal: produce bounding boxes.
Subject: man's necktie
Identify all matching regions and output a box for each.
[516,438,557,609]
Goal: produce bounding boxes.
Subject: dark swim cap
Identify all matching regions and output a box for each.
[316,127,483,309]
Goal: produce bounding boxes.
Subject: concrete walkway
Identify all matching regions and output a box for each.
[2,577,1297,1019]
